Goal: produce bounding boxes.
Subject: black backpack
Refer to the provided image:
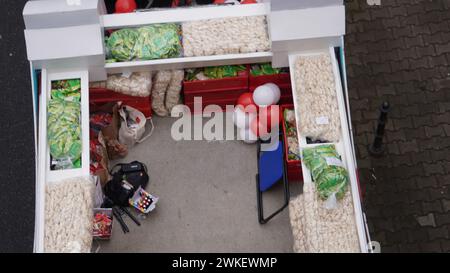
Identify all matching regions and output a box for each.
[104,161,149,206]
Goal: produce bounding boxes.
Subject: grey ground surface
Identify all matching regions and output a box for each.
[346,0,450,252]
[0,0,36,253]
[98,117,301,253]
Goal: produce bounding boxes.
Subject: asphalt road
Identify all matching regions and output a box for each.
[0,0,36,252]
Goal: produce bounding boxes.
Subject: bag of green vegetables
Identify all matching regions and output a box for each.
[106,28,139,62]
[51,79,81,101]
[133,24,182,60]
[302,144,349,208]
[47,99,82,170]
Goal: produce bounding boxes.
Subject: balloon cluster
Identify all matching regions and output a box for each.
[233,83,282,144]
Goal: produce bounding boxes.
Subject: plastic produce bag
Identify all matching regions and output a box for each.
[51,79,81,101]
[133,24,182,60]
[106,28,139,61]
[106,72,152,97]
[302,145,349,205]
[47,99,82,169]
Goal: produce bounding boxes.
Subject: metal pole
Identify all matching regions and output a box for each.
[369,101,390,156]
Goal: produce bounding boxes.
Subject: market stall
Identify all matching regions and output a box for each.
[23,0,372,253]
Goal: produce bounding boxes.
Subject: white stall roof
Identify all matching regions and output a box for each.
[23,0,106,29]
[24,24,104,68]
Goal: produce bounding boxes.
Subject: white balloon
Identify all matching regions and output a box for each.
[232,107,256,129]
[239,128,258,144]
[253,85,275,107]
[264,83,281,104]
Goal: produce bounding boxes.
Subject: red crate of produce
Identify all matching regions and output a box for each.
[184,70,248,93]
[89,88,152,118]
[184,88,247,106]
[183,69,249,110]
[185,98,237,115]
[249,72,293,104]
[281,104,303,183]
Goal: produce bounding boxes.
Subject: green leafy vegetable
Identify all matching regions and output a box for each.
[302,145,349,200]
[105,24,182,62]
[106,28,139,61]
[250,63,284,76]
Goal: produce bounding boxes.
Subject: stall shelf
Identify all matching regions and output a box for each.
[288,47,368,253]
[35,69,91,253]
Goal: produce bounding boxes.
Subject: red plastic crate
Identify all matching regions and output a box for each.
[89,88,152,118]
[249,72,293,104]
[281,104,303,183]
[184,88,247,105]
[185,98,237,115]
[183,69,249,108]
[184,70,249,93]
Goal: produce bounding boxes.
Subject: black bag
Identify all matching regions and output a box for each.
[104,161,150,206]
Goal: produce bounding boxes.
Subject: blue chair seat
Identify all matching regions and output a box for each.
[258,140,284,192]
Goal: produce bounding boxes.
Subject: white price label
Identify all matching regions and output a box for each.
[325,157,344,168]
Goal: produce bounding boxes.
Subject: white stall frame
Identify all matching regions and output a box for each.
[288,47,369,253]
[35,69,90,252]
[25,1,372,253]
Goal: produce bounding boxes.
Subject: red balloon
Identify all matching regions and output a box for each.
[259,105,281,129]
[250,117,270,138]
[237,93,258,113]
[115,0,137,13]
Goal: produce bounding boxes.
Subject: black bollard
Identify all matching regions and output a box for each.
[369,101,390,156]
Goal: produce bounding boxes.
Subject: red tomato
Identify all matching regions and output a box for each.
[214,0,226,4]
[115,0,137,14]
[237,92,258,113]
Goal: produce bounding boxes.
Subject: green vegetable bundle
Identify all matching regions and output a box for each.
[302,145,349,201]
[250,63,283,76]
[51,79,81,101]
[106,24,182,62]
[134,24,182,60]
[185,65,246,81]
[106,28,139,61]
[47,99,82,169]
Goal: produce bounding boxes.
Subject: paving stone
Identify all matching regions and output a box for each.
[420,241,442,253]
[423,162,445,176]
[428,187,447,201]
[442,199,450,212]
[428,226,449,240]
[417,176,438,188]
[416,213,436,227]
[408,228,429,243]
[435,213,450,226]
[424,126,445,137]
[422,200,444,214]
[432,112,450,125]
[347,0,450,253]
[398,140,419,153]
